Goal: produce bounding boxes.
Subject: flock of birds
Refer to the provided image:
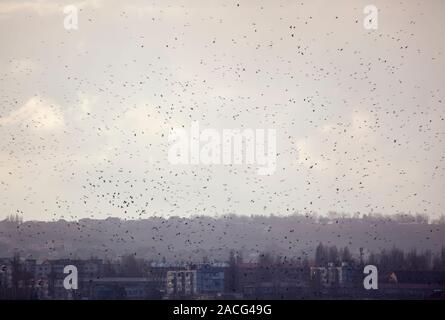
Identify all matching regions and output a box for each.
[0,1,444,260]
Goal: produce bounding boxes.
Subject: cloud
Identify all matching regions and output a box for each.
[0,1,60,15]
[8,58,41,75]
[296,110,377,169]
[0,96,65,130]
[0,0,103,15]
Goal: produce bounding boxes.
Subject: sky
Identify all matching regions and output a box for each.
[0,0,444,221]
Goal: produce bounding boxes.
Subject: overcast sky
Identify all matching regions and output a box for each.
[0,0,444,221]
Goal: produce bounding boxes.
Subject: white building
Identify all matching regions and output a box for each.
[166,270,197,297]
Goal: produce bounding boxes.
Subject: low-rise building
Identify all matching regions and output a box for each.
[196,264,225,294]
[82,277,161,300]
[0,258,12,290]
[166,270,197,297]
